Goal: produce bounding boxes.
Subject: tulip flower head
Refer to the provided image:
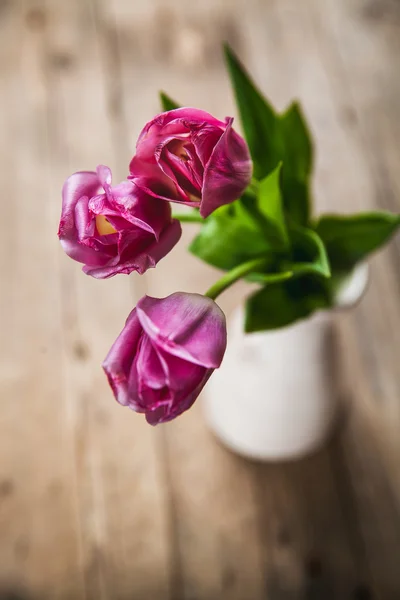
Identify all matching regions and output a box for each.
[58,165,181,278]
[103,292,227,424]
[129,108,253,218]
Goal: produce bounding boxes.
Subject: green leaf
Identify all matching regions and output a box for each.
[244,225,330,283]
[236,191,285,250]
[223,44,281,181]
[159,91,180,111]
[287,226,331,279]
[189,201,274,271]
[172,211,203,223]
[315,212,400,270]
[223,45,314,226]
[245,274,331,332]
[279,102,313,225]
[279,102,313,183]
[233,191,261,230]
[258,163,288,247]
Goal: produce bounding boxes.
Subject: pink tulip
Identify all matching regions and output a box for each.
[58,165,181,279]
[129,108,253,218]
[103,292,227,424]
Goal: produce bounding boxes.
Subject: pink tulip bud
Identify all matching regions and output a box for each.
[129,108,253,218]
[103,292,227,424]
[58,165,181,278]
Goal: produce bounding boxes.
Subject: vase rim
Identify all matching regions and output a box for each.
[332,262,370,312]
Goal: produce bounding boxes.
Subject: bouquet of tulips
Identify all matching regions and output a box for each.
[58,46,400,425]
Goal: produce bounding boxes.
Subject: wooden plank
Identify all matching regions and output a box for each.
[0,1,85,598]
[253,436,375,600]
[162,409,266,600]
[43,0,172,598]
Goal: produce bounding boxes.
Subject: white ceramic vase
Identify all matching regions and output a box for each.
[204,264,369,462]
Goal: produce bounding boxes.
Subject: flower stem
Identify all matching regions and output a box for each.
[173,213,204,223]
[205,257,266,301]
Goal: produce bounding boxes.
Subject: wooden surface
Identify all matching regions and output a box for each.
[0,0,399,598]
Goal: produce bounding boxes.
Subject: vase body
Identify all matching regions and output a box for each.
[204,263,368,462]
[204,309,339,461]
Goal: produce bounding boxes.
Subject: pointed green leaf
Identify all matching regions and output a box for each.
[287,226,331,278]
[236,191,286,251]
[223,44,282,180]
[245,274,331,332]
[258,163,288,247]
[315,212,400,270]
[189,202,274,271]
[232,191,263,230]
[279,102,313,225]
[280,102,313,181]
[159,91,180,111]
[224,46,314,226]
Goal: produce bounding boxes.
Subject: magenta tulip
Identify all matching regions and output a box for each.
[129,108,252,218]
[103,292,227,424]
[58,165,181,278]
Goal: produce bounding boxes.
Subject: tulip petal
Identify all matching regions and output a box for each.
[74,195,96,240]
[142,219,182,270]
[102,309,143,409]
[121,183,174,240]
[143,345,209,424]
[164,107,224,128]
[133,108,224,159]
[200,118,253,218]
[133,336,172,411]
[135,336,166,391]
[60,235,108,267]
[145,368,211,425]
[136,293,227,368]
[61,171,101,216]
[159,148,202,201]
[96,164,112,191]
[145,405,170,425]
[156,347,206,392]
[191,124,223,167]
[83,219,181,279]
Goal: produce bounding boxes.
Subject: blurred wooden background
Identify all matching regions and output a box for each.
[1,0,400,598]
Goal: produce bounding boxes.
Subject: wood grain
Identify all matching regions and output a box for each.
[0,0,399,598]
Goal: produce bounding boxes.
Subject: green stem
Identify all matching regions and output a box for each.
[205,257,266,301]
[173,213,204,223]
